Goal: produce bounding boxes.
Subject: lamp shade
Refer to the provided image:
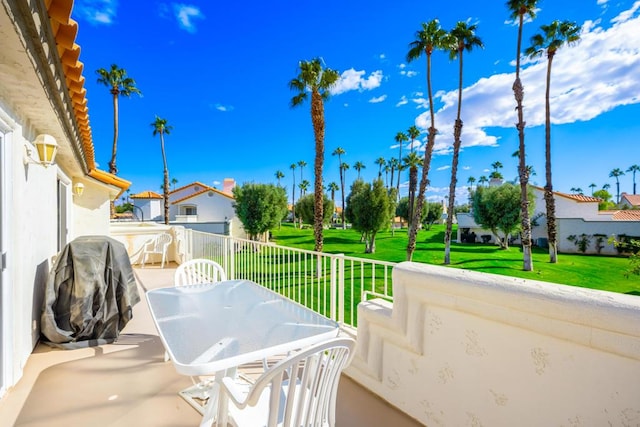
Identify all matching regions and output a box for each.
[73,182,84,196]
[33,134,58,167]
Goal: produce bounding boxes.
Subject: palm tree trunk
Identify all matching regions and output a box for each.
[444,49,465,265]
[109,92,119,219]
[340,169,346,229]
[160,132,169,225]
[311,90,325,252]
[514,13,533,271]
[291,174,296,227]
[407,53,435,261]
[544,54,558,263]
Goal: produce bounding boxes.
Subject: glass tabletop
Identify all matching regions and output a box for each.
[146,280,339,376]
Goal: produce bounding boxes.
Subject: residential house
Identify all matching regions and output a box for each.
[620,192,640,209]
[130,190,163,222]
[0,0,130,396]
[457,185,640,254]
[131,181,246,237]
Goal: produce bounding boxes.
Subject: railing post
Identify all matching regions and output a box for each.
[337,254,345,324]
[229,237,236,280]
[330,254,345,323]
[185,228,192,261]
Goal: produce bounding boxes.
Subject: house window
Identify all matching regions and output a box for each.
[181,205,197,216]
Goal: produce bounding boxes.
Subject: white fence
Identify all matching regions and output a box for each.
[184,230,395,328]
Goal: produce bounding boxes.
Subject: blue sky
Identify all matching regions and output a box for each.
[72,0,640,204]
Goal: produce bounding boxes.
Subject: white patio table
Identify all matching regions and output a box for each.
[146,279,340,427]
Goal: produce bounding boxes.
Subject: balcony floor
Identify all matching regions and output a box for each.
[0,265,423,426]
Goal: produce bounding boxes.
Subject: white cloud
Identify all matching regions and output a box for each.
[437,165,450,171]
[331,69,383,95]
[412,4,640,156]
[597,0,609,5]
[396,96,408,107]
[462,166,471,171]
[398,63,407,69]
[76,0,117,25]
[400,70,418,77]
[214,103,233,112]
[379,53,386,60]
[369,95,387,103]
[173,4,204,33]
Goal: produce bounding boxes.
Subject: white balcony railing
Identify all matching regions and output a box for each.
[183,229,395,327]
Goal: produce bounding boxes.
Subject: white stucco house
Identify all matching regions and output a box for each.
[0,0,130,397]
[131,181,246,238]
[620,192,640,209]
[457,185,640,254]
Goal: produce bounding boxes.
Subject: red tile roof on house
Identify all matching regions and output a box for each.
[131,191,163,199]
[171,185,234,204]
[611,210,640,221]
[532,186,601,203]
[169,181,211,195]
[621,193,640,207]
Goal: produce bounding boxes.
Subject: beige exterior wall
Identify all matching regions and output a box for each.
[347,262,640,426]
[72,177,113,238]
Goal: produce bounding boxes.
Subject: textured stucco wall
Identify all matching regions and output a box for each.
[346,262,640,426]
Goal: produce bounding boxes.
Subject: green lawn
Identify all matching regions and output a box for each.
[272,223,640,296]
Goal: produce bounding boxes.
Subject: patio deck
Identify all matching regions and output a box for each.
[0,265,423,427]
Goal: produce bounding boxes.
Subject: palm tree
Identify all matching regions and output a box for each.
[394,132,408,197]
[588,183,597,195]
[406,19,448,261]
[96,64,142,175]
[96,64,141,218]
[627,164,640,195]
[299,179,310,196]
[444,21,483,265]
[171,177,178,191]
[507,0,539,272]
[478,175,488,186]
[525,19,581,263]
[407,126,420,153]
[374,157,386,178]
[570,187,584,195]
[404,151,422,229]
[384,164,391,187]
[297,160,307,182]
[610,168,625,204]
[467,176,476,188]
[289,163,297,223]
[332,147,347,228]
[275,170,285,187]
[388,158,399,190]
[602,183,611,191]
[150,116,172,225]
[327,182,339,219]
[353,161,366,179]
[289,59,339,252]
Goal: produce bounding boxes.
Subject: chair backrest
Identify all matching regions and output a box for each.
[174,258,227,286]
[230,337,355,427]
[150,233,172,252]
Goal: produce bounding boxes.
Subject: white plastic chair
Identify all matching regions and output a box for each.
[174,259,227,286]
[141,233,172,268]
[219,337,355,427]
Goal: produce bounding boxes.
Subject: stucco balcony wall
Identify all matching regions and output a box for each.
[346,262,640,426]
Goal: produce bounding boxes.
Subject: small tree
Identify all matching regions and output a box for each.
[472,183,534,249]
[348,179,393,253]
[295,194,334,226]
[422,201,443,230]
[232,183,288,240]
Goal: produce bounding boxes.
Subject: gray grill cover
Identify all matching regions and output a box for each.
[41,236,140,348]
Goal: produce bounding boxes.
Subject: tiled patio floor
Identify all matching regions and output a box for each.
[0,265,423,426]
